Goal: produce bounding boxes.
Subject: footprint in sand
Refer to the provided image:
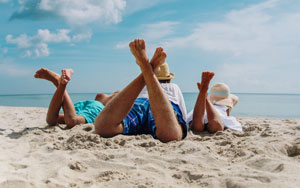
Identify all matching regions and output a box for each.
[10,163,28,169]
[139,141,156,147]
[246,157,285,173]
[0,180,36,188]
[68,161,87,172]
[226,179,247,188]
[175,171,204,183]
[273,163,285,172]
[96,171,127,182]
[286,144,300,157]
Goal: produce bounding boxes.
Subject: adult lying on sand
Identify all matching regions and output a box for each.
[94,39,188,142]
[34,68,117,128]
[187,72,242,133]
[138,62,187,122]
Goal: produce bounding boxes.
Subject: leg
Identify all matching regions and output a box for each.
[205,98,224,133]
[131,39,183,142]
[35,68,85,127]
[46,69,85,128]
[94,44,167,137]
[94,73,145,137]
[35,68,64,124]
[191,72,223,132]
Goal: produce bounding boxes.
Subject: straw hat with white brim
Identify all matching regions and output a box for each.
[155,62,174,80]
[208,83,238,110]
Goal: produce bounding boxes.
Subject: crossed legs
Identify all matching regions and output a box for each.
[192,72,224,133]
[34,68,85,128]
[94,39,183,142]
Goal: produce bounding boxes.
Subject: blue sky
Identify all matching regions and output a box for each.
[0,0,300,94]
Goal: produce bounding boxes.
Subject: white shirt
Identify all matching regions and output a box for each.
[187,104,242,131]
[138,83,187,121]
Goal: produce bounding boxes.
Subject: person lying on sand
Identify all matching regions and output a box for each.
[187,72,242,133]
[137,62,187,123]
[34,68,118,128]
[94,39,188,142]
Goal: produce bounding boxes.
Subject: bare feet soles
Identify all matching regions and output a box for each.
[129,39,149,67]
[199,72,215,92]
[150,47,167,74]
[60,69,74,85]
[34,68,60,87]
[129,39,167,74]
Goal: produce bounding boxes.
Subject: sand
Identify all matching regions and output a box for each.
[0,106,300,188]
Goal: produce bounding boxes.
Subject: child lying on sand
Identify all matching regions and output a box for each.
[187,72,242,133]
[34,68,117,128]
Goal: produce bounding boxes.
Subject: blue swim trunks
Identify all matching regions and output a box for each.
[61,100,104,123]
[122,98,188,139]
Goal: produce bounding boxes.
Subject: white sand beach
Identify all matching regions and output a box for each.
[0,106,300,188]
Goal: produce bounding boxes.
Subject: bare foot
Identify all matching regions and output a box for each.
[129,39,148,67]
[149,47,167,74]
[34,68,60,87]
[199,72,215,92]
[60,69,74,85]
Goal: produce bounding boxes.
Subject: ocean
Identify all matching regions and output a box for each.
[0,93,299,119]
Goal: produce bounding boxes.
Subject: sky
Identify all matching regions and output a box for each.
[0,0,300,95]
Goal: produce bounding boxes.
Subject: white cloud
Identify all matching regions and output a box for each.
[115,21,179,50]
[6,29,90,58]
[11,0,126,26]
[124,0,174,15]
[72,30,92,42]
[10,0,174,26]
[2,47,8,54]
[0,45,8,55]
[0,58,31,77]
[165,0,300,57]
[161,0,300,93]
[141,21,179,41]
[115,42,129,49]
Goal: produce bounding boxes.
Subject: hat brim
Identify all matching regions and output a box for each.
[157,73,174,80]
[208,94,238,109]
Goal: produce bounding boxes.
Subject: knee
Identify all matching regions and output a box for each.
[94,125,115,138]
[156,126,182,143]
[94,122,105,136]
[191,121,205,132]
[64,118,78,128]
[207,119,224,133]
[94,118,115,138]
[46,118,57,126]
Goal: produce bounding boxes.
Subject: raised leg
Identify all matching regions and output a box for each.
[131,39,182,142]
[192,72,223,132]
[94,73,145,137]
[93,40,150,136]
[46,69,85,128]
[94,41,172,138]
[205,98,224,133]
